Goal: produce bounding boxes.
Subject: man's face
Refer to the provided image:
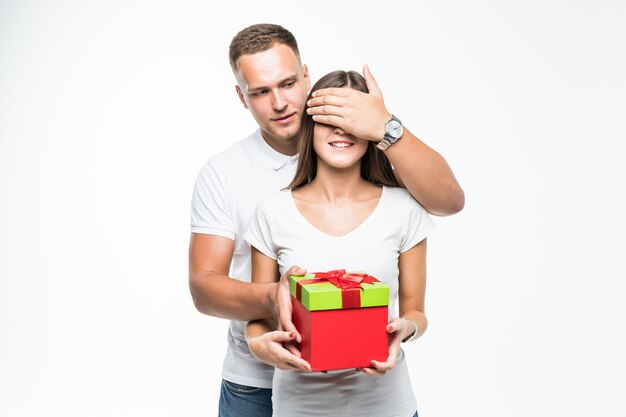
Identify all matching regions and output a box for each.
[234,43,310,150]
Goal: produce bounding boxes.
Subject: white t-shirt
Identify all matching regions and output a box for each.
[244,186,435,417]
[191,130,298,389]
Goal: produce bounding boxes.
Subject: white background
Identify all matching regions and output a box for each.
[1,1,625,416]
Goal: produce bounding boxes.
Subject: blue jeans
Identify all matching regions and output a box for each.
[218,379,272,417]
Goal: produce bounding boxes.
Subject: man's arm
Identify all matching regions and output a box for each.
[306,65,464,216]
[384,129,464,216]
[189,233,305,326]
[189,233,272,320]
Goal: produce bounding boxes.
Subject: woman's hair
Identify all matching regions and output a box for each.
[287,70,400,190]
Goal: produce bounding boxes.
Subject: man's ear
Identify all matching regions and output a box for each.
[302,64,311,91]
[235,85,248,109]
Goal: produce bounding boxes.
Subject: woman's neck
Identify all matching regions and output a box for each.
[303,161,375,204]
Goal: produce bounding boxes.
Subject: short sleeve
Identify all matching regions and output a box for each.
[399,196,436,253]
[190,161,236,239]
[244,199,278,260]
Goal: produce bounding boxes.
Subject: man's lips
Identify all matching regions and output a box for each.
[272,113,296,124]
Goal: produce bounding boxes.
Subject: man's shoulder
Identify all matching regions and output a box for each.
[204,131,259,168]
[194,131,260,183]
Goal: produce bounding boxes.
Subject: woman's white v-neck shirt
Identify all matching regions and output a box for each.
[244,186,435,417]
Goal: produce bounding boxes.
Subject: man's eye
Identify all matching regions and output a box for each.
[251,91,267,97]
[284,81,295,88]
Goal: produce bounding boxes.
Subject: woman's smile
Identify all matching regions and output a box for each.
[328,139,355,149]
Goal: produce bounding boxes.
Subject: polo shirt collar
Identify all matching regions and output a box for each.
[254,129,299,171]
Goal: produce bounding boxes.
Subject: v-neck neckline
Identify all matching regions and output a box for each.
[287,186,386,240]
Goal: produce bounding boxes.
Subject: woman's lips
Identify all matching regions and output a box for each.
[328,141,354,149]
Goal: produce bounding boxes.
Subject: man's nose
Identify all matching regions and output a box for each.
[271,90,287,112]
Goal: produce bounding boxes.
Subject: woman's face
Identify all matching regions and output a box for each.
[312,121,369,170]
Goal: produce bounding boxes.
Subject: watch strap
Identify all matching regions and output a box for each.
[377,114,403,151]
[376,139,392,151]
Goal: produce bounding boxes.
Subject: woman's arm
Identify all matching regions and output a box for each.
[361,239,427,376]
[245,247,311,371]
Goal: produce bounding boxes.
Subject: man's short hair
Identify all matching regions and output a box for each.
[229,23,300,71]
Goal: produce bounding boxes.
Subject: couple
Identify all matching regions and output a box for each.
[189,24,464,417]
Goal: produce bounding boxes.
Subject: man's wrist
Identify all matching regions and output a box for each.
[377,114,404,151]
[262,282,278,317]
[378,112,393,140]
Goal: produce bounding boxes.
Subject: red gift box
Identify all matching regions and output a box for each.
[290,270,390,371]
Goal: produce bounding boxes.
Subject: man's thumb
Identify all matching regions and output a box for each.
[364,64,383,98]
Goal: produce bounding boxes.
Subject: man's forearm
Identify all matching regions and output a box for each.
[385,128,465,216]
[189,272,274,321]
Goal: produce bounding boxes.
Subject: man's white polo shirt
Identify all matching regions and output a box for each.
[191,129,298,388]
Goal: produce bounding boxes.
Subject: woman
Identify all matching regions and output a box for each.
[244,70,434,417]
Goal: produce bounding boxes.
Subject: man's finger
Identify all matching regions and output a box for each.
[280,315,298,334]
[311,114,344,129]
[312,87,351,98]
[307,104,345,117]
[280,321,300,343]
[307,95,345,108]
[363,64,383,98]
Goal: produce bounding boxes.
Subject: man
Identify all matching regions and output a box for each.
[189,24,464,417]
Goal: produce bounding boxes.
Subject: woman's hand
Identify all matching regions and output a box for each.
[358,317,416,376]
[247,330,312,372]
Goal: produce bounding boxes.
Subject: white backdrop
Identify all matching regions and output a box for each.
[1,1,625,416]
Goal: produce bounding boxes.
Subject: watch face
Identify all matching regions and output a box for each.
[386,120,403,141]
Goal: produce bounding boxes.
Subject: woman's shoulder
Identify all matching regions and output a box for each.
[383,185,413,203]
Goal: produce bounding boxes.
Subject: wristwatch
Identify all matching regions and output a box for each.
[376,115,403,151]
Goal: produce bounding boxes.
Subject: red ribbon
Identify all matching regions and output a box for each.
[295,269,379,309]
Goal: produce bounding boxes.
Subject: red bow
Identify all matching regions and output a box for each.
[309,269,377,289]
[295,269,379,309]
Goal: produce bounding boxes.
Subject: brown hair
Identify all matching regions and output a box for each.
[229,24,300,71]
[287,71,400,190]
